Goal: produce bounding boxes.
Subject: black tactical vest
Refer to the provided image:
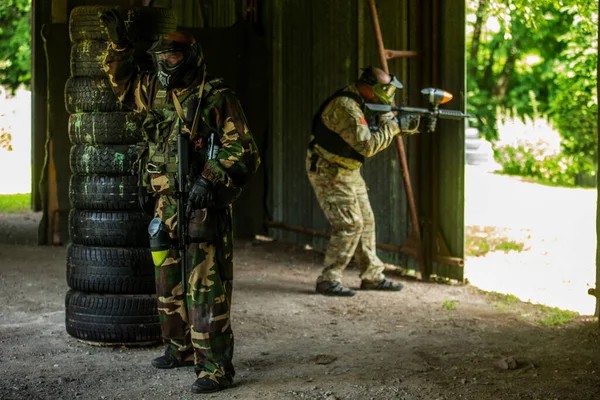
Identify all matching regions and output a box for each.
[310,89,365,163]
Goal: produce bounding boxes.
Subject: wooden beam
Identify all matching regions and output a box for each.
[51,0,68,24]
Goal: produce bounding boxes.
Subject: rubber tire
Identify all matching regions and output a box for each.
[70,40,109,77]
[65,76,121,114]
[69,209,151,247]
[70,144,141,176]
[65,290,161,344]
[66,244,155,294]
[69,175,141,210]
[70,40,155,77]
[69,6,177,43]
[68,112,145,145]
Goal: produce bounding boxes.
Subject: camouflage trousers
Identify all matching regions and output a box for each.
[306,150,386,284]
[154,195,234,383]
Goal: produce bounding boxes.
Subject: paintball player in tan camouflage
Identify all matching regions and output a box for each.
[100,10,260,394]
[307,66,418,297]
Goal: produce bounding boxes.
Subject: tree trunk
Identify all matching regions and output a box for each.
[469,0,489,78]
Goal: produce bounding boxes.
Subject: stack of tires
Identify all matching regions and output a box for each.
[64,6,177,345]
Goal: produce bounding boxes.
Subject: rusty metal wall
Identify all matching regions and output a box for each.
[268,0,465,277]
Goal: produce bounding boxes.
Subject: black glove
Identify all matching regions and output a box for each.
[426,116,438,133]
[100,9,128,46]
[187,178,213,215]
[138,186,157,216]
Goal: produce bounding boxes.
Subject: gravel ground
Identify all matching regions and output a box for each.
[1,213,599,399]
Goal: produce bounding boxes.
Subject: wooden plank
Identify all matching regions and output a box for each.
[46,139,60,245]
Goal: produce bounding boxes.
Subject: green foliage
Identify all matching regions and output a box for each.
[442,299,458,311]
[0,193,30,212]
[467,0,598,178]
[465,234,490,257]
[548,2,598,175]
[0,0,31,91]
[465,226,526,257]
[0,129,13,151]
[494,142,577,186]
[495,241,524,252]
[538,305,579,326]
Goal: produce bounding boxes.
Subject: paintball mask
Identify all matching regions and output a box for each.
[359,66,403,105]
[371,75,403,105]
[147,31,205,89]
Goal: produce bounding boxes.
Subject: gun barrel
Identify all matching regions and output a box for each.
[396,106,430,115]
[436,109,473,120]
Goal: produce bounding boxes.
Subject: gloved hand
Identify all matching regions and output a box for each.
[187,177,212,215]
[138,186,157,216]
[100,9,128,46]
[395,113,421,134]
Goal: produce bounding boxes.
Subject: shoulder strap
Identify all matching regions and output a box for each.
[172,82,205,139]
[171,78,224,139]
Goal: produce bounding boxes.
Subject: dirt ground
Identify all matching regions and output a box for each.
[1,213,600,400]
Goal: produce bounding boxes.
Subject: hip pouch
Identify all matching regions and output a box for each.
[188,208,217,243]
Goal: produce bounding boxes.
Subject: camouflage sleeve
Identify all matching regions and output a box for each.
[322,96,400,158]
[201,88,261,204]
[102,42,152,112]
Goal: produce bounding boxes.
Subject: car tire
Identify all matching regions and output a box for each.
[69,209,151,247]
[69,175,140,210]
[70,144,141,176]
[65,290,161,344]
[68,112,145,145]
[69,6,177,43]
[70,40,155,77]
[65,76,121,114]
[67,244,155,294]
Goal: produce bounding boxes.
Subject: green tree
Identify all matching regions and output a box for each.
[467,0,598,176]
[0,0,31,92]
[548,1,598,174]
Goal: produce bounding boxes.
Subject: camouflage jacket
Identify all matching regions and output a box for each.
[310,84,404,170]
[103,43,260,204]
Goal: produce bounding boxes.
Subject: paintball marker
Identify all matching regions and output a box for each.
[365,88,473,133]
[176,125,190,303]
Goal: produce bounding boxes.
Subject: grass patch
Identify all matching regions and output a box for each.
[442,299,458,311]
[486,291,521,311]
[480,289,580,326]
[0,193,30,213]
[466,226,527,257]
[538,305,580,326]
[495,241,524,252]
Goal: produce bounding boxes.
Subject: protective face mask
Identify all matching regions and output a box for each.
[371,75,403,104]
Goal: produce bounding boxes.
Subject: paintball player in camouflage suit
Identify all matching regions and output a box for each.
[100,11,260,394]
[307,66,418,297]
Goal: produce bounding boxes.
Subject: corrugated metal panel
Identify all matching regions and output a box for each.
[165,0,238,28]
[269,0,465,279]
[275,0,314,246]
[270,0,418,269]
[359,0,413,269]
[432,3,465,280]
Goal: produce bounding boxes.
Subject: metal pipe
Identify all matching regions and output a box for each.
[367,0,389,71]
[265,220,416,257]
[385,49,419,59]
